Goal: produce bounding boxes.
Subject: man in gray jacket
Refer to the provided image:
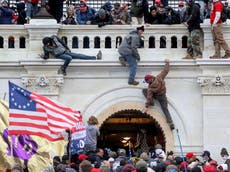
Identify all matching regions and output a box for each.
[42,35,102,76]
[118,26,144,85]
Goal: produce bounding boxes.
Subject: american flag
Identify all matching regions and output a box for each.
[8,81,81,141]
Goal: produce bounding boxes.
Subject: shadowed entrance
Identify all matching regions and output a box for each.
[98,110,166,153]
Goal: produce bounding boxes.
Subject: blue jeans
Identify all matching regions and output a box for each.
[26,2,38,18]
[123,55,137,82]
[56,52,96,69]
[198,0,204,22]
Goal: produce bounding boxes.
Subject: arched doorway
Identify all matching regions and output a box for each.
[94,102,174,152]
[98,109,166,154]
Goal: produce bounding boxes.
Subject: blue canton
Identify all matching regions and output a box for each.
[9,82,36,111]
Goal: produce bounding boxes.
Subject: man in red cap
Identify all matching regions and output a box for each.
[143,59,174,130]
[76,0,97,25]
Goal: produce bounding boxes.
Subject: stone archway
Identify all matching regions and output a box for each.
[96,101,174,152]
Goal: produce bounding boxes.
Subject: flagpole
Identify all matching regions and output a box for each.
[3,92,6,100]
[129,140,132,159]
[176,129,187,172]
[7,86,14,161]
[68,129,72,164]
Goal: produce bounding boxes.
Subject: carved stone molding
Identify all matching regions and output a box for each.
[21,74,64,96]
[197,75,230,95]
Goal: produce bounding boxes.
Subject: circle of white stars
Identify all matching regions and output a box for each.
[11,86,33,109]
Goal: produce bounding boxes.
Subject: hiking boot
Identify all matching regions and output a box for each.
[168,122,175,130]
[222,53,230,58]
[58,67,67,76]
[96,50,102,60]
[194,54,202,59]
[119,56,126,66]
[128,80,139,86]
[182,54,193,59]
[210,55,220,59]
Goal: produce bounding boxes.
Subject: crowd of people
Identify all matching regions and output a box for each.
[0,0,230,60]
[10,144,230,172]
[0,0,229,25]
[7,116,230,172]
[2,1,230,171]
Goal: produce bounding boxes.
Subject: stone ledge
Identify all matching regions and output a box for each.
[0,59,219,66]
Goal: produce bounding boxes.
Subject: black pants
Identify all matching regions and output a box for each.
[142,89,173,123]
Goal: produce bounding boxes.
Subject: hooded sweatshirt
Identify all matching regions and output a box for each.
[84,124,100,151]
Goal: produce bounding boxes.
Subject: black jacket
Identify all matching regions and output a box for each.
[186,3,201,32]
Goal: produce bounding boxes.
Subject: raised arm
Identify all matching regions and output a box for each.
[158,59,170,79]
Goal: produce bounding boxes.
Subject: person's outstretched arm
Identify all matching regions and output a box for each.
[158,59,170,79]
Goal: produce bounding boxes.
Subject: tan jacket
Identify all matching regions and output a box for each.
[145,62,169,108]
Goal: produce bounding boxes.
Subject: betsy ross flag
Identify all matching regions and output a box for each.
[8,81,81,141]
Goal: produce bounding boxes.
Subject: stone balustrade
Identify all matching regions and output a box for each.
[0,19,229,61]
[1,20,230,159]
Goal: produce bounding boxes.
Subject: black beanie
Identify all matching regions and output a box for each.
[42,37,52,45]
[137,25,145,32]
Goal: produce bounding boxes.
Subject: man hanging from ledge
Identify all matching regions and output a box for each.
[41,35,102,76]
[142,59,174,130]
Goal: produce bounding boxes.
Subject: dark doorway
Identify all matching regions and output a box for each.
[98,110,166,153]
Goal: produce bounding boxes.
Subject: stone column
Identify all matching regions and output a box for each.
[23,19,63,98]
[24,19,60,52]
[20,61,64,99]
[197,60,230,160]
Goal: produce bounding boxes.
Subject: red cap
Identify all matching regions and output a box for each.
[155,0,161,4]
[144,74,152,82]
[178,1,184,6]
[186,152,195,159]
[203,165,217,172]
[91,168,101,172]
[78,154,88,161]
[80,0,87,3]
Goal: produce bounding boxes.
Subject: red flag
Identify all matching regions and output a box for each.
[8,81,81,141]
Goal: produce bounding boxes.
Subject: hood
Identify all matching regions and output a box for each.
[87,125,96,131]
[129,30,138,35]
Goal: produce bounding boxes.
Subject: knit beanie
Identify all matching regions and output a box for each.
[98,9,106,19]
[122,164,136,172]
[136,25,145,32]
[221,148,229,156]
[136,159,147,170]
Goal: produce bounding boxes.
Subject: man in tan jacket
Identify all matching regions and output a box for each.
[143,59,174,130]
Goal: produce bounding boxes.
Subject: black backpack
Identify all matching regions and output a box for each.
[221,3,230,22]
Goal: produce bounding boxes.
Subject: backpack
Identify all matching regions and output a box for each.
[221,3,229,22]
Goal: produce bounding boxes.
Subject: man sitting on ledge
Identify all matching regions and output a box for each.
[41,35,102,76]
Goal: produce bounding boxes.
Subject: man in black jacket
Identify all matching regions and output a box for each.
[183,0,203,59]
[42,35,102,76]
[92,8,113,27]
